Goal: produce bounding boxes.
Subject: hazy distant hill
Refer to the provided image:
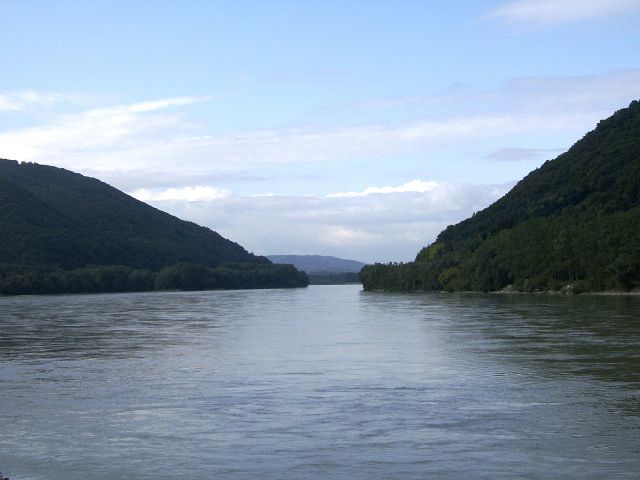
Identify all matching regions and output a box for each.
[267,255,367,274]
[0,160,307,294]
[361,100,640,293]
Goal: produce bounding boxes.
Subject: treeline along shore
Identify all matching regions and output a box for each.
[0,262,308,295]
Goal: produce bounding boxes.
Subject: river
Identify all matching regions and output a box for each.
[1,285,639,479]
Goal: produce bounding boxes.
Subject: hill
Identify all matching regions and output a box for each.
[361,100,640,293]
[268,254,367,285]
[0,160,308,294]
[267,255,367,274]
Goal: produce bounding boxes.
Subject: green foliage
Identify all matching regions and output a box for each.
[415,242,444,262]
[438,267,462,292]
[154,262,308,291]
[361,100,640,293]
[607,253,640,291]
[156,262,211,290]
[0,264,155,295]
[0,262,308,295]
[307,272,361,285]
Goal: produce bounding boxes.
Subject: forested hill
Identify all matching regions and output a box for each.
[268,254,367,285]
[361,100,640,293]
[267,255,367,274]
[0,160,308,294]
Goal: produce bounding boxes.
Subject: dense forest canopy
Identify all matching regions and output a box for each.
[0,160,307,294]
[361,100,640,293]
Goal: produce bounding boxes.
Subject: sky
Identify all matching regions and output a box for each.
[1,0,639,263]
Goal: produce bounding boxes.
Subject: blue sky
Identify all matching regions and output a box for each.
[1,0,640,262]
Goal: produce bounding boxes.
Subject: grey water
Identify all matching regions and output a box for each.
[1,285,639,479]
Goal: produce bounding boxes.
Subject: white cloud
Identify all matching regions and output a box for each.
[487,0,640,25]
[0,96,23,111]
[328,180,439,198]
[0,91,96,111]
[485,147,562,161]
[0,100,575,182]
[0,95,208,170]
[133,181,511,263]
[124,97,209,114]
[131,185,231,202]
[1,70,638,194]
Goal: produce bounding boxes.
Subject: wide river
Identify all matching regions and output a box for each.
[1,285,639,479]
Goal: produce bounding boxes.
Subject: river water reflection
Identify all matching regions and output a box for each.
[1,286,639,479]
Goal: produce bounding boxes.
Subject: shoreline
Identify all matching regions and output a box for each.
[495,284,640,296]
[363,287,640,296]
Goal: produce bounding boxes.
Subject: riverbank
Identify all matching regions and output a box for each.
[496,284,640,296]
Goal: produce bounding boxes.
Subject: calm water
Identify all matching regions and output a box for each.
[1,285,639,479]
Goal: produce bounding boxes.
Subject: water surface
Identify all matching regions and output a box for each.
[1,286,639,479]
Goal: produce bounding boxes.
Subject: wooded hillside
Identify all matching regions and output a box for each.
[0,160,308,294]
[361,100,640,293]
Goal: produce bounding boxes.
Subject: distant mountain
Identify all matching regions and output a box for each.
[267,255,367,274]
[0,160,307,294]
[361,100,640,293]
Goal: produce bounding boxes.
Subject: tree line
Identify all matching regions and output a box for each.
[0,262,308,295]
